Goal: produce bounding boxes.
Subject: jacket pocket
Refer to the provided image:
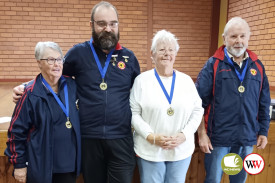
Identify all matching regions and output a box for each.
[245,75,261,99]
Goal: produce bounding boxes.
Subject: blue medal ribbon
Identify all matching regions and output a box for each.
[89,37,114,81]
[154,68,176,105]
[224,47,248,83]
[42,76,69,120]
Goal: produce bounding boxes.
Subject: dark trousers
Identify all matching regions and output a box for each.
[82,137,136,183]
[52,172,76,183]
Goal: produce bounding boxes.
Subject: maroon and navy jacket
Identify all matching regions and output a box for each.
[196,45,270,147]
[5,74,81,183]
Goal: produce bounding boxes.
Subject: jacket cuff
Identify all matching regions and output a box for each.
[258,131,268,137]
[13,163,27,169]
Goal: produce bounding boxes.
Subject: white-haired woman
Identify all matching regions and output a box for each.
[5,42,81,183]
[130,30,204,183]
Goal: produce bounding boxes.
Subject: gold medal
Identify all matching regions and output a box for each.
[100,82,107,90]
[65,120,72,129]
[167,107,174,116]
[238,85,245,93]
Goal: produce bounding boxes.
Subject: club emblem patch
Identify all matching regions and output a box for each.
[250,68,257,76]
[117,61,126,70]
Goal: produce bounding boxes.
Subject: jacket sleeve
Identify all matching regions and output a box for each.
[63,44,80,77]
[130,76,154,139]
[5,90,33,168]
[195,58,215,109]
[257,62,271,136]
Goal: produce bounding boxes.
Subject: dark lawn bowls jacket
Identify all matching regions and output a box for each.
[5,74,81,183]
[196,45,270,146]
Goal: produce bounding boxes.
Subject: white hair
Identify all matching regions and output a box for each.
[151,30,180,54]
[35,41,63,60]
[223,17,251,36]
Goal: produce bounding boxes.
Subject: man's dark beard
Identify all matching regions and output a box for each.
[92,29,119,51]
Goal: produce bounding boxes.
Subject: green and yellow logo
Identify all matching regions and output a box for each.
[221,153,243,175]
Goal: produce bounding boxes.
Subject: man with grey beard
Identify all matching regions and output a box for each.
[195,17,270,183]
[13,1,140,183]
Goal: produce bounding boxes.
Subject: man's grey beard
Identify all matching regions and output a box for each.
[227,45,246,58]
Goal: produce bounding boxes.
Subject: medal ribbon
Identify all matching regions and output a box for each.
[90,38,114,80]
[154,69,176,105]
[42,76,69,119]
[224,47,248,83]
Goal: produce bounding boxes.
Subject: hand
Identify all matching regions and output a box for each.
[13,85,25,103]
[162,133,186,149]
[14,167,27,183]
[198,131,213,153]
[257,135,268,149]
[146,133,172,148]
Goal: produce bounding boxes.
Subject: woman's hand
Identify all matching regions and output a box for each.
[146,133,186,149]
[162,133,186,149]
[147,133,171,147]
[14,167,27,183]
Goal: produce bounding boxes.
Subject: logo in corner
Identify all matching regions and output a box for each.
[221,153,243,175]
[250,68,257,76]
[243,153,265,175]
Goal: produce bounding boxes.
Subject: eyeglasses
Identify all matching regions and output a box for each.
[93,20,119,29]
[157,48,175,55]
[40,57,64,65]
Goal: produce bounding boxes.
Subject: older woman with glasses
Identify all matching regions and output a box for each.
[130,30,204,183]
[5,42,81,183]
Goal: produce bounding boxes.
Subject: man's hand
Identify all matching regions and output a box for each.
[198,131,213,153]
[14,167,27,183]
[257,135,268,149]
[12,85,25,103]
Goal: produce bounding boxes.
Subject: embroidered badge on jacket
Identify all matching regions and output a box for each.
[117,61,126,70]
[250,68,257,76]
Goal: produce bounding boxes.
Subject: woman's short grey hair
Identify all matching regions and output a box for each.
[223,17,251,37]
[91,1,118,21]
[35,41,63,60]
[151,30,180,54]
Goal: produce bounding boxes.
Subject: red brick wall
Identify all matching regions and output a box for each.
[228,0,275,87]
[0,0,213,81]
[152,0,212,77]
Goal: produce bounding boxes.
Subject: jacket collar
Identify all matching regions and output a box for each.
[27,74,66,98]
[115,42,123,50]
[214,45,258,62]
